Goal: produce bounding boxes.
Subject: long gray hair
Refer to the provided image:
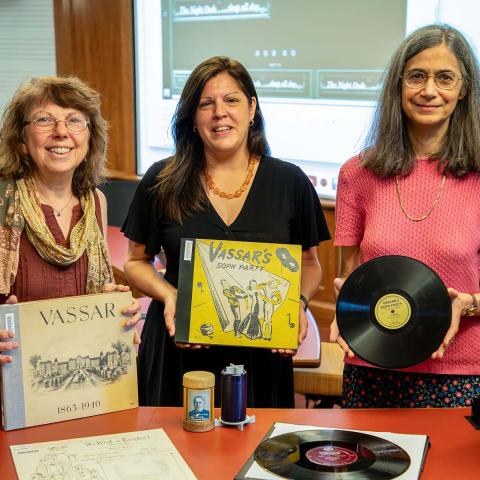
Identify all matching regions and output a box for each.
[362,24,480,177]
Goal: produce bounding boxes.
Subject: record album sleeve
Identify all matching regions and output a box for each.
[0,291,138,430]
[176,238,302,349]
[235,422,429,480]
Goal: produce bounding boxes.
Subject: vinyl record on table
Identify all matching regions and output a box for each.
[254,429,411,479]
[336,255,451,369]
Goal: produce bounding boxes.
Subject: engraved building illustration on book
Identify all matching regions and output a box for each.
[29,340,133,393]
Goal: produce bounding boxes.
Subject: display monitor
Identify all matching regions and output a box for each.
[134,0,480,197]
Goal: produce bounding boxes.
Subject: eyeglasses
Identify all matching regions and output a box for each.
[25,114,89,133]
[402,70,464,90]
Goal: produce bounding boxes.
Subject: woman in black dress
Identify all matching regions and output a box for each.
[122,56,330,407]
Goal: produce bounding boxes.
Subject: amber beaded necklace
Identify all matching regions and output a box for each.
[205,157,257,199]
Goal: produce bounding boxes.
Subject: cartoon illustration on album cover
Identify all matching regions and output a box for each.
[176,239,302,349]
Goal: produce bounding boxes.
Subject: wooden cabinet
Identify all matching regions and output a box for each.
[54,0,136,178]
[309,201,339,339]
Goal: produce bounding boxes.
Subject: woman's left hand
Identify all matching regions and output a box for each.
[271,305,307,356]
[431,288,469,359]
[103,283,142,345]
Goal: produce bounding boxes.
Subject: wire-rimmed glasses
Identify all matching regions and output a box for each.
[25,114,89,133]
[402,70,464,90]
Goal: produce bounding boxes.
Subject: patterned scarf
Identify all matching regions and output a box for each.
[0,177,112,295]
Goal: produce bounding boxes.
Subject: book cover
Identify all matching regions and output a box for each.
[0,291,138,431]
[176,238,302,349]
[10,428,197,479]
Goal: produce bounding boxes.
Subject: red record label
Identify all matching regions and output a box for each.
[306,445,359,466]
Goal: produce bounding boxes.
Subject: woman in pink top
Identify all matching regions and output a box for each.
[332,24,480,408]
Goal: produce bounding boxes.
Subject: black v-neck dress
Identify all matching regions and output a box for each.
[122,156,330,407]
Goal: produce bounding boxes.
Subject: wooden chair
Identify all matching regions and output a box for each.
[293,341,344,408]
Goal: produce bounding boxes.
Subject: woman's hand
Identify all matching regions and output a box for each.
[431,288,468,359]
[330,277,355,358]
[298,306,308,345]
[271,305,308,356]
[163,288,177,337]
[103,282,131,294]
[176,342,209,350]
[1,295,19,364]
[163,289,207,349]
[0,330,17,364]
[103,283,142,345]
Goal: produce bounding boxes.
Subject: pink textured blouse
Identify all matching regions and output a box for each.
[335,155,480,374]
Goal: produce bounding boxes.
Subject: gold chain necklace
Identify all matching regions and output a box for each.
[37,192,73,217]
[395,174,446,222]
[205,157,257,199]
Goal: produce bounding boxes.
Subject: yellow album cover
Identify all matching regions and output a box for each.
[176,238,302,349]
[0,291,138,430]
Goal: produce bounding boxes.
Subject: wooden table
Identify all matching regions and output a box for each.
[107,226,321,368]
[1,407,477,479]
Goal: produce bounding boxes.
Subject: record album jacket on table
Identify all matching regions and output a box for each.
[0,291,138,430]
[176,238,302,349]
[236,422,429,479]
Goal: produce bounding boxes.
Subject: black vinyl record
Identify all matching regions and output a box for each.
[336,255,451,369]
[254,429,411,479]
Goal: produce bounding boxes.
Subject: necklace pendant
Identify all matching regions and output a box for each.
[56,211,61,217]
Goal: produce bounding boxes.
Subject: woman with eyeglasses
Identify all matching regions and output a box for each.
[0,76,140,364]
[331,24,480,408]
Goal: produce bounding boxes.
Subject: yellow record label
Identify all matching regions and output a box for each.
[374,293,411,329]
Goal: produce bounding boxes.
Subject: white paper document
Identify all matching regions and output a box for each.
[239,422,429,480]
[10,428,197,480]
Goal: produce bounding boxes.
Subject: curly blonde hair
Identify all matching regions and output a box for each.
[0,76,108,195]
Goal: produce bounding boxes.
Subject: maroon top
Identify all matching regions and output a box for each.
[5,193,102,303]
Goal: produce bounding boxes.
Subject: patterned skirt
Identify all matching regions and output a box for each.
[342,364,480,408]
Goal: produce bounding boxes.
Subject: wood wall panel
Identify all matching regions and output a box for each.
[53,0,136,178]
[310,202,339,339]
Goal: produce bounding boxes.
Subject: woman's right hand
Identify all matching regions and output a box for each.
[163,289,178,337]
[1,295,19,364]
[330,277,355,357]
[163,289,208,350]
[124,239,183,343]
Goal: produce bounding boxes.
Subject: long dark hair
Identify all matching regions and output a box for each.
[154,56,270,223]
[362,24,480,177]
